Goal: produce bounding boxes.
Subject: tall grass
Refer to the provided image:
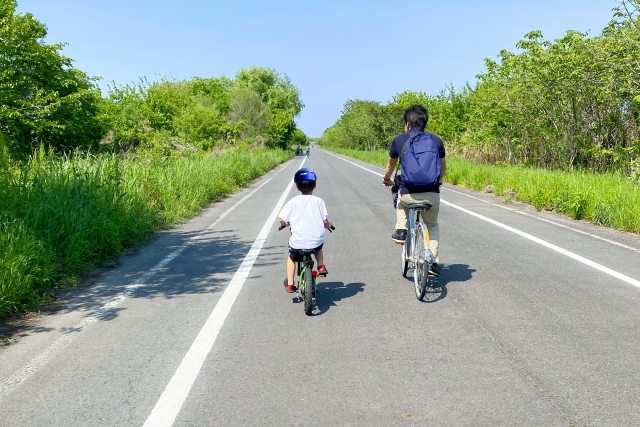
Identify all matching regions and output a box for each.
[0,148,292,317]
[324,147,640,233]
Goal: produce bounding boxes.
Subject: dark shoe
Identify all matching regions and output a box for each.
[283,278,296,293]
[317,265,328,276]
[391,229,407,243]
[428,263,441,277]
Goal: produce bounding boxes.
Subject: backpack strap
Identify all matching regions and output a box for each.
[399,131,423,162]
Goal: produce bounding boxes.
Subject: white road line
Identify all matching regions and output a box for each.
[322,149,640,289]
[443,187,640,254]
[142,157,306,427]
[324,149,640,252]
[323,150,385,177]
[0,160,294,400]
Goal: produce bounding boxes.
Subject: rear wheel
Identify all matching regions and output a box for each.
[304,267,313,315]
[413,224,428,301]
[401,242,409,277]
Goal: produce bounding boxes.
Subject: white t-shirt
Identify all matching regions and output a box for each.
[279,195,328,249]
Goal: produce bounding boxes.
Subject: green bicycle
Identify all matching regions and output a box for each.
[279,224,335,315]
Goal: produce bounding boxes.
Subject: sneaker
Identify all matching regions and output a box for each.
[317,265,328,276]
[283,278,296,293]
[391,229,407,243]
[428,263,441,277]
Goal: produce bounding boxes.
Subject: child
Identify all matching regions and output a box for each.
[279,168,333,293]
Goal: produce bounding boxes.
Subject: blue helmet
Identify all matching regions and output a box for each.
[294,168,317,183]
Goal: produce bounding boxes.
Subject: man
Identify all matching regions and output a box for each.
[383,105,446,276]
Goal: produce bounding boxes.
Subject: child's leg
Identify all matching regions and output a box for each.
[286,256,296,286]
[314,249,324,267]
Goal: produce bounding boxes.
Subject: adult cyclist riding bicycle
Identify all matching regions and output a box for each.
[382,105,446,276]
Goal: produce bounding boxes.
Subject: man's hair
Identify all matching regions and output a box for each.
[404,104,429,130]
[296,180,315,193]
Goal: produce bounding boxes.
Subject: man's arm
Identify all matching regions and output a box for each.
[439,158,446,184]
[383,157,398,187]
[323,218,333,229]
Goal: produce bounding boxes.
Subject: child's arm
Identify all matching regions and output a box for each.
[323,218,333,229]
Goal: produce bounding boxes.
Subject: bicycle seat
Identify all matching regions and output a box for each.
[297,249,316,255]
[407,203,432,211]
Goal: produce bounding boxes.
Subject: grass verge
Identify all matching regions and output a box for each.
[0,148,292,318]
[324,147,640,233]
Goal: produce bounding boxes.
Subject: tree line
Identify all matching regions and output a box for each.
[0,0,306,161]
[321,1,640,177]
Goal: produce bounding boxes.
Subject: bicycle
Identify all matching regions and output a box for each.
[279,224,335,315]
[399,203,435,301]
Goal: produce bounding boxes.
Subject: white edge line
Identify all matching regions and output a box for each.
[142,157,306,427]
[443,187,640,254]
[0,159,296,399]
[323,149,640,289]
[324,148,640,254]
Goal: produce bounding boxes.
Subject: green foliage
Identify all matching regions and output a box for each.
[234,67,304,148]
[322,6,640,178]
[102,69,305,156]
[292,129,308,146]
[0,0,106,158]
[228,88,271,139]
[0,148,293,318]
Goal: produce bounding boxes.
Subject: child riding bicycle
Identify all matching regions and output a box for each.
[279,168,333,293]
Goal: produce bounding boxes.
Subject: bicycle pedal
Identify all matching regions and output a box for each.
[317,273,327,278]
[428,273,435,278]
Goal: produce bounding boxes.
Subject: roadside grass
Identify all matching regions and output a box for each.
[323,147,640,233]
[0,148,292,318]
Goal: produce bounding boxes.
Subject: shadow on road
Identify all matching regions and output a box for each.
[290,281,366,316]
[0,227,267,342]
[402,263,476,304]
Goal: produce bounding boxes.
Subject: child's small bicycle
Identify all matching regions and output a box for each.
[279,224,335,315]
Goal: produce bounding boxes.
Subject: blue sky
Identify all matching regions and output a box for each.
[17,0,617,137]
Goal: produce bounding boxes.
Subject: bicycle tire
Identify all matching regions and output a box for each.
[413,223,428,301]
[401,242,409,278]
[304,267,313,315]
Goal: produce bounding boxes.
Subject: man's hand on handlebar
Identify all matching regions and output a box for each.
[383,177,393,187]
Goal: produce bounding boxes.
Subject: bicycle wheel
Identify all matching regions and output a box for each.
[401,241,409,277]
[413,223,429,301]
[304,267,313,315]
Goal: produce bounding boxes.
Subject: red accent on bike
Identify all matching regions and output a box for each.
[312,271,318,277]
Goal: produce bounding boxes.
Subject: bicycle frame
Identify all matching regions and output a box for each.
[296,255,316,297]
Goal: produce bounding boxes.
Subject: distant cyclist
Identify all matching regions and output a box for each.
[382,105,446,276]
[306,145,311,156]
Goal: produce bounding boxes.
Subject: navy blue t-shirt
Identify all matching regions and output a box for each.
[389,126,446,194]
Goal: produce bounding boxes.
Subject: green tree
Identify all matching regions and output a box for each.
[0,0,105,158]
[234,67,304,147]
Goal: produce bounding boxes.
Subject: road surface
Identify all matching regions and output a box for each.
[2,149,640,426]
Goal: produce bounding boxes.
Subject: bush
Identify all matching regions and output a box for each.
[0,148,293,318]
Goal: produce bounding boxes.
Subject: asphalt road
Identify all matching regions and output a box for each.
[2,149,640,427]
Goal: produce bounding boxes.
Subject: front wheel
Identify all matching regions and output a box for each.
[413,224,428,301]
[304,267,313,315]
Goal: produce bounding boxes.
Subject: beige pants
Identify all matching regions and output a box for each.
[395,192,440,263]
